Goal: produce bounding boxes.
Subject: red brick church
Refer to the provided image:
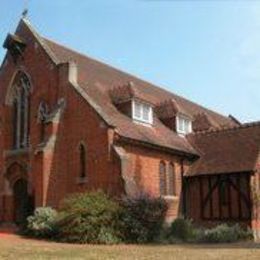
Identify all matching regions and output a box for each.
[0,19,259,239]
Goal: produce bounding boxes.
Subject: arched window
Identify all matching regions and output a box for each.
[79,143,86,179]
[168,163,176,196]
[159,161,167,196]
[12,72,31,149]
[12,99,18,148]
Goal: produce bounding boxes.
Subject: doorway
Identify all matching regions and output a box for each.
[13,179,33,225]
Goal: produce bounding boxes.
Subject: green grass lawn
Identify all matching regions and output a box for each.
[0,234,260,260]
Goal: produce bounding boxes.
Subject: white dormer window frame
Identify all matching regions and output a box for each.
[176,115,192,135]
[132,99,153,125]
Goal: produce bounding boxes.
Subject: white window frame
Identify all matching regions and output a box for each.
[132,100,153,125]
[176,115,192,135]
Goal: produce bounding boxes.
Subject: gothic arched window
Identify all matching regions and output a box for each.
[12,72,31,149]
[79,143,86,179]
[168,163,177,196]
[159,161,167,196]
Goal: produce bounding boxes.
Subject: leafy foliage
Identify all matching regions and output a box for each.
[167,219,252,243]
[119,194,168,243]
[56,191,121,244]
[168,217,196,242]
[198,224,252,243]
[24,192,252,244]
[26,207,58,238]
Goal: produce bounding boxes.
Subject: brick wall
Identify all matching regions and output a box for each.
[0,22,59,220]
[42,81,124,208]
[116,143,191,221]
[1,20,186,222]
[0,20,125,220]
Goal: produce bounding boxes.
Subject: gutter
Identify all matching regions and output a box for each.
[185,170,255,179]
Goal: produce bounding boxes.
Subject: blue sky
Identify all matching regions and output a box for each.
[1,0,259,122]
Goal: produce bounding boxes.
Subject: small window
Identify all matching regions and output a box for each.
[79,144,86,179]
[159,161,167,196]
[168,163,176,196]
[176,116,192,135]
[142,104,150,121]
[134,102,142,118]
[132,100,153,124]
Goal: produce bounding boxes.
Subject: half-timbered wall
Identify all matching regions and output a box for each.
[186,173,251,225]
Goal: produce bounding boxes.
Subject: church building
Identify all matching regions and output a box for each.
[0,19,259,239]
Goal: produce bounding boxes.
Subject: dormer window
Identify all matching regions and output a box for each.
[132,100,153,124]
[176,115,192,135]
[110,82,154,125]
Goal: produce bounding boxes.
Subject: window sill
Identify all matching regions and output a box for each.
[163,195,179,201]
[177,131,192,137]
[133,119,153,127]
[4,147,30,158]
[76,177,87,184]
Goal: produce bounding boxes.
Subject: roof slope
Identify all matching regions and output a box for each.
[42,38,237,155]
[44,38,234,126]
[16,19,239,156]
[186,122,260,176]
[43,39,199,155]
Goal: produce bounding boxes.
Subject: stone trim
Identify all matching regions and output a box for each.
[21,18,115,129]
[4,148,30,158]
[21,18,60,65]
[113,145,139,197]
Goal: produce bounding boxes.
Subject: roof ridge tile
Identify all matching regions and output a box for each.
[190,120,260,136]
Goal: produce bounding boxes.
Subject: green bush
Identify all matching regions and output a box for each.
[56,191,121,244]
[25,191,252,244]
[167,219,252,244]
[198,224,252,243]
[168,217,196,242]
[119,195,168,243]
[26,207,58,238]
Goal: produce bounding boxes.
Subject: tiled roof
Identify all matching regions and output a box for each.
[155,98,191,120]
[186,122,260,176]
[192,112,219,132]
[44,38,234,126]
[42,37,238,155]
[109,81,151,105]
[19,19,241,157]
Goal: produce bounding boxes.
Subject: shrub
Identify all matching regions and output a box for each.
[26,207,58,238]
[119,194,168,243]
[198,224,252,243]
[168,217,196,242]
[56,191,121,244]
[167,219,252,244]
